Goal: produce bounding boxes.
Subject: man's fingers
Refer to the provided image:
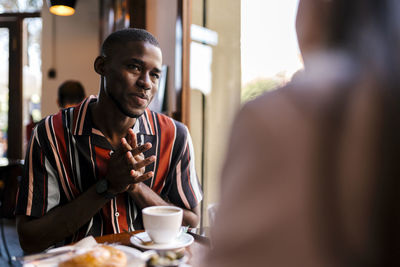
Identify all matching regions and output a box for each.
[128,129,138,148]
[130,171,154,183]
[121,137,133,151]
[134,155,156,170]
[131,142,152,156]
[126,151,135,167]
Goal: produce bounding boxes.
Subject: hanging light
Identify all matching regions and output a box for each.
[48,0,77,16]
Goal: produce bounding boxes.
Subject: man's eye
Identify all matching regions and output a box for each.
[127,64,140,71]
[151,73,160,79]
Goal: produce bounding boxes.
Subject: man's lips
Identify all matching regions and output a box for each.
[131,92,148,100]
[130,93,149,106]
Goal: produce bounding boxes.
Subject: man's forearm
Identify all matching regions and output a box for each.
[128,183,200,227]
[17,185,110,253]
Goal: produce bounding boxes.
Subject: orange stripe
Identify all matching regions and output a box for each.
[176,161,190,209]
[26,133,35,215]
[153,114,175,193]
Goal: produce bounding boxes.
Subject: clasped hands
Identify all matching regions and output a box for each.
[106,129,155,195]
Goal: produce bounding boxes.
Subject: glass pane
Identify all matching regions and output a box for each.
[0,28,9,157]
[241,0,303,102]
[23,17,42,149]
[0,0,42,13]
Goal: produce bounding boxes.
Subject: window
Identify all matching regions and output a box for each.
[241,0,303,102]
[0,0,41,159]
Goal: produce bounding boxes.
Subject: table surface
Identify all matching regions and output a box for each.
[95,230,210,265]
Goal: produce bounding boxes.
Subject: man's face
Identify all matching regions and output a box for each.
[102,41,162,118]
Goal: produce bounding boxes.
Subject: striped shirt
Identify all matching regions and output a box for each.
[16,95,202,244]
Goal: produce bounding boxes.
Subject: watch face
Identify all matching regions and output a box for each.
[96,179,108,194]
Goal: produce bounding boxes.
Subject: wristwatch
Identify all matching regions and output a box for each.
[96,179,115,200]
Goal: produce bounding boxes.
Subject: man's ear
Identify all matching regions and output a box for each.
[94,56,106,75]
[56,99,62,109]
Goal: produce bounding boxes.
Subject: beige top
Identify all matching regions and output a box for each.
[202,56,382,266]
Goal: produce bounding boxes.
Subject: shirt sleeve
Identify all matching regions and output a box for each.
[165,122,203,210]
[15,120,61,218]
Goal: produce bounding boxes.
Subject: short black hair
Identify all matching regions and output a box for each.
[101,28,160,57]
[58,80,86,108]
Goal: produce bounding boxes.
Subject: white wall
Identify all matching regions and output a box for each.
[41,0,100,117]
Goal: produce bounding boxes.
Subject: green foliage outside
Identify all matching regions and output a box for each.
[241,78,281,103]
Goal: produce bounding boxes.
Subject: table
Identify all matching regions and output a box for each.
[95,230,210,265]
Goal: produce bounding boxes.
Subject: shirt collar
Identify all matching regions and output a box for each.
[73,95,156,137]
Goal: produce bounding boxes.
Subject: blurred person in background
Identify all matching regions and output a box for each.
[57,80,86,109]
[25,80,86,144]
[203,0,400,266]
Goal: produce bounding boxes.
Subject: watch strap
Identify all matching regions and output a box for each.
[96,179,116,200]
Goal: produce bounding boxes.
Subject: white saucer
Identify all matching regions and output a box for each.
[130,232,194,251]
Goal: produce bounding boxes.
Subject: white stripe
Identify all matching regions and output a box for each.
[167,118,177,173]
[45,158,61,212]
[72,136,82,190]
[143,111,151,135]
[127,199,134,231]
[186,129,203,202]
[133,202,137,222]
[111,199,120,233]
[26,127,38,215]
[85,218,93,236]
[132,119,140,134]
[88,137,96,178]
[110,200,117,233]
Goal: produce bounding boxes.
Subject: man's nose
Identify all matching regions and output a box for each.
[137,72,151,90]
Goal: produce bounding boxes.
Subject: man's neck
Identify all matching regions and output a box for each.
[89,100,136,148]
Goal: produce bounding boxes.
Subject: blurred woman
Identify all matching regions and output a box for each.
[203,0,400,266]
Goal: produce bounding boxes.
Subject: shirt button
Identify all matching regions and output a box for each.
[115,212,120,217]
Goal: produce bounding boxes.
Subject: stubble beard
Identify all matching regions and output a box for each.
[108,90,145,118]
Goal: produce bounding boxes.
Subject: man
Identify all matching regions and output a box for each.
[57,80,86,109]
[16,28,202,253]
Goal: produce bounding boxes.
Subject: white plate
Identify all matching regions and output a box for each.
[130,232,194,251]
[112,245,145,267]
[22,245,145,267]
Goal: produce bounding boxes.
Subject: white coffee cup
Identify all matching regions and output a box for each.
[142,206,183,244]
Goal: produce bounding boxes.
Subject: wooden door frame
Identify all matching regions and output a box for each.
[176,0,191,126]
[0,12,40,160]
